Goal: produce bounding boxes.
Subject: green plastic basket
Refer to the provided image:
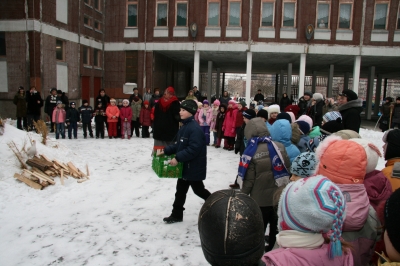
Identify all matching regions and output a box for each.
[152,154,183,178]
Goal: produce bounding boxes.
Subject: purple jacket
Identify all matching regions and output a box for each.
[339,184,382,266]
[364,170,393,211]
[262,244,354,266]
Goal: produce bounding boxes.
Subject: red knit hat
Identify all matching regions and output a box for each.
[144,100,149,105]
[166,86,175,95]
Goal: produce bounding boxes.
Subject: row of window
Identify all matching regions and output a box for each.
[56,39,101,67]
[84,15,102,32]
[126,1,397,31]
[84,0,101,12]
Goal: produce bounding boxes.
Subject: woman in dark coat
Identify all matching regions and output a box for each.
[214,104,227,148]
[26,86,43,131]
[13,86,27,130]
[279,93,292,112]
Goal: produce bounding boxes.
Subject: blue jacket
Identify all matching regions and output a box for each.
[269,119,300,163]
[66,108,80,123]
[79,105,93,124]
[164,116,207,181]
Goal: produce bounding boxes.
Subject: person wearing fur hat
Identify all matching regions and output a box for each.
[119,99,133,139]
[139,100,152,138]
[222,100,239,151]
[309,93,325,127]
[239,117,291,251]
[263,175,353,266]
[297,91,313,116]
[66,102,80,139]
[266,104,280,127]
[269,119,301,162]
[52,101,66,139]
[279,93,292,112]
[332,129,361,139]
[130,95,142,137]
[382,129,400,191]
[93,101,106,139]
[161,99,211,223]
[210,99,220,146]
[289,152,317,181]
[153,86,181,152]
[376,189,400,265]
[79,100,94,138]
[338,89,363,133]
[198,100,212,145]
[106,98,120,138]
[379,97,394,132]
[316,137,382,265]
[391,97,400,129]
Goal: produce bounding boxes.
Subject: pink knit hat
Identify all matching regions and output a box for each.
[296,115,313,130]
[213,99,220,106]
[286,112,295,124]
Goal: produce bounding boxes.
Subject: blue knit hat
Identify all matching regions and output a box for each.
[278,175,346,259]
[290,152,317,178]
[295,121,311,135]
[323,111,342,123]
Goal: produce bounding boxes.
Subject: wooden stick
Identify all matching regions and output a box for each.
[8,142,28,169]
[14,173,43,190]
[40,154,53,163]
[67,162,79,173]
[54,159,69,171]
[78,169,89,179]
[86,164,90,177]
[77,178,88,183]
[61,169,64,185]
[25,170,55,185]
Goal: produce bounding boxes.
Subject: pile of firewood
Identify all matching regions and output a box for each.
[13,154,90,190]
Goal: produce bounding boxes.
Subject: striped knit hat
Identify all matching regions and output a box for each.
[278,175,346,259]
[323,111,342,123]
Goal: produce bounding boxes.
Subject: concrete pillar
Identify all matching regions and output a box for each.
[216,68,221,99]
[279,70,284,100]
[298,54,306,101]
[287,63,292,94]
[374,74,382,116]
[312,71,317,93]
[207,61,213,103]
[344,72,350,91]
[245,52,252,105]
[352,55,361,94]
[366,66,375,120]
[193,51,200,88]
[327,64,334,97]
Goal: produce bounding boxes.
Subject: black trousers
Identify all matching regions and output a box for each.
[17,117,27,130]
[95,121,104,138]
[27,114,40,131]
[142,126,149,138]
[82,122,93,137]
[260,206,278,252]
[171,179,211,219]
[131,120,140,137]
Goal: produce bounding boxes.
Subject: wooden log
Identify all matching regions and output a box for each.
[14,173,43,190]
[40,154,53,163]
[31,157,54,167]
[25,170,55,185]
[67,162,79,173]
[77,178,88,183]
[61,169,64,185]
[86,164,90,177]
[26,159,49,172]
[77,169,89,179]
[54,159,69,171]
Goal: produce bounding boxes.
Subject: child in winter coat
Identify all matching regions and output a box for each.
[289,152,318,181]
[130,96,142,137]
[266,104,280,127]
[66,102,80,139]
[269,119,300,162]
[79,100,93,138]
[382,129,400,191]
[106,98,120,139]
[198,100,212,145]
[210,99,220,146]
[139,100,152,138]
[195,101,203,124]
[52,101,66,139]
[117,100,123,138]
[119,99,133,139]
[316,137,382,266]
[93,102,106,139]
[215,104,226,148]
[263,175,353,266]
[235,101,247,134]
[222,100,238,151]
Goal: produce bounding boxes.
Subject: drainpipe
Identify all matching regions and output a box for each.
[24,0,30,89]
[143,0,148,90]
[248,0,253,50]
[360,0,366,53]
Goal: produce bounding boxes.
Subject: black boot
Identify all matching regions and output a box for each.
[163,215,182,224]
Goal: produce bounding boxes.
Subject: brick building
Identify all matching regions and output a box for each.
[1,0,400,119]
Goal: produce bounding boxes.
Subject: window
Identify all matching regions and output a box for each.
[84,0,90,6]
[261,2,274,27]
[397,5,400,29]
[94,0,100,10]
[176,2,187,26]
[374,3,388,29]
[317,3,330,28]
[208,2,219,26]
[0,32,5,56]
[83,46,89,65]
[156,2,168,26]
[94,49,100,67]
[338,3,352,29]
[127,1,138,27]
[94,20,101,31]
[84,15,92,27]
[228,1,241,26]
[56,39,64,61]
[282,2,295,27]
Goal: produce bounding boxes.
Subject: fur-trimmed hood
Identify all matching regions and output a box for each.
[338,98,363,111]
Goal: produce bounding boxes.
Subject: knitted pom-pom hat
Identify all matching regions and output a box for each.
[349,138,381,174]
[213,99,220,106]
[278,175,346,259]
[316,136,367,184]
[323,111,342,123]
[290,152,318,178]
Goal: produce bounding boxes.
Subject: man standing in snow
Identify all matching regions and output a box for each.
[162,100,211,223]
[338,89,363,133]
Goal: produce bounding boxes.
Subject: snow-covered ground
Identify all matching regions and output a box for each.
[0,122,386,266]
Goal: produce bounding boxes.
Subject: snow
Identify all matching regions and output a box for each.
[0,122,387,265]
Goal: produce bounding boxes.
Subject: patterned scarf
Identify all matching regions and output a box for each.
[238,136,290,187]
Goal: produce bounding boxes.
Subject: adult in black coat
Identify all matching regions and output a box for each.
[297,91,312,116]
[219,91,231,106]
[254,90,264,103]
[153,87,181,148]
[279,93,292,112]
[129,87,143,104]
[95,89,110,129]
[45,88,58,132]
[163,100,211,223]
[57,90,69,111]
[309,93,325,127]
[192,86,202,102]
[338,89,364,133]
[26,86,44,131]
[150,88,162,108]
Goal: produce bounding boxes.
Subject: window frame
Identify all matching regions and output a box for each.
[84,15,92,28]
[260,1,275,28]
[175,1,188,27]
[373,1,390,30]
[83,46,90,66]
[316,1,331,29]
[281,0,297,28]
[126,0,138,28]
[56,39,64,61]
[94,49,101,68]
[156,1,168,27]
[228,1,242,27]
[94,20,101,31]
[94,0,101,11]
[337,1,353,30]
[207,0,220,27]
[0,32,5,56]
[84,0,91,7]
[397,4,400,30]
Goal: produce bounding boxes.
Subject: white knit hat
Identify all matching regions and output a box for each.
[349,138,381,174]
[267,104,280,119]
[312,93,324,101]
[122,99,129,104]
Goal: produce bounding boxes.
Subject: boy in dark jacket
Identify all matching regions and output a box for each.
[45,88,58,132]
[66,102,80,139]
[79,100,94,138]
[162,100,212,223]
[93,102,106,139]
[26,86,43,131]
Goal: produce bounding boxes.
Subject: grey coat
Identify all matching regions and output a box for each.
[241,117,291,207]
